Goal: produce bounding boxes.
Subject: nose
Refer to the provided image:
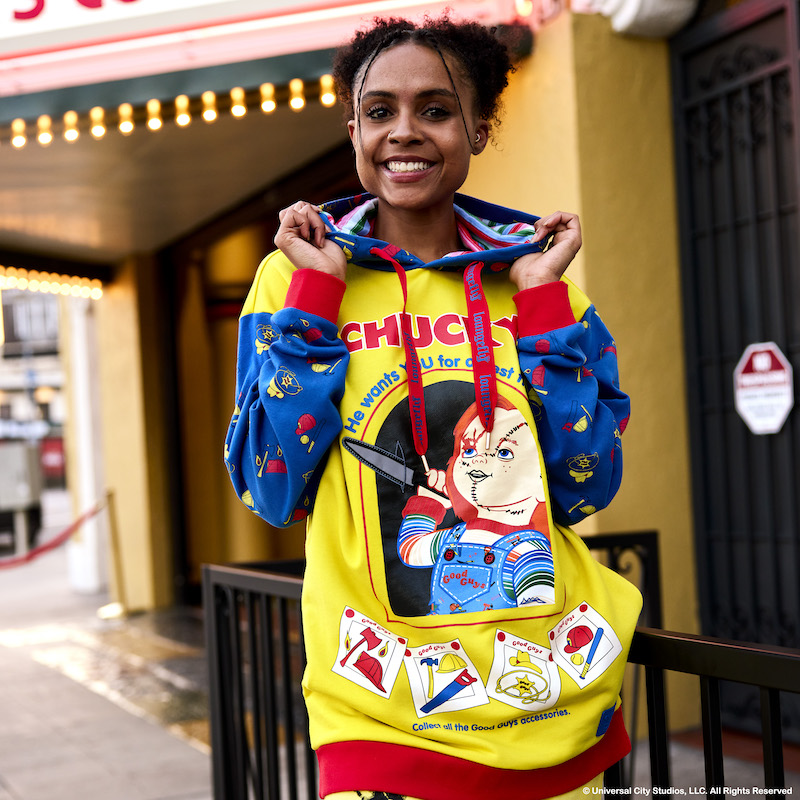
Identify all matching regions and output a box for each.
[388,111,423,144]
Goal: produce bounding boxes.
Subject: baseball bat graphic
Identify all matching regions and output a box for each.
[580,627,604,679]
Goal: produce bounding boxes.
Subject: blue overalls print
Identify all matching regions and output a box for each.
[430,525,554,614]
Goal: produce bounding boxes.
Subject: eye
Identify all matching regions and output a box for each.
[423,104,451,119]
[462,447,477,458]
[365,104,392,120]
[497,448,514,461]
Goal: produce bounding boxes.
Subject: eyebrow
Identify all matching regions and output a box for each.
[361,88,457,102]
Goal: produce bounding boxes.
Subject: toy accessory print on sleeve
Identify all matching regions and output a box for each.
[225,193,641,800]
[514,280,629,526]
[224,258,349,527]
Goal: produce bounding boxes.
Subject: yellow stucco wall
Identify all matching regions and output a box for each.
[95,256,174,610]
[464,13,700,730]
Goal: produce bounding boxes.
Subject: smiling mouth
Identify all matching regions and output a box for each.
[385,160,434,173]
[467,470,490,483]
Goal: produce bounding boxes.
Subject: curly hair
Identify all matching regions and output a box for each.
[332,15,515,133]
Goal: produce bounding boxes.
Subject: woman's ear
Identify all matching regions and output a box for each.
[473,120,490,154]
[347,119,357,145]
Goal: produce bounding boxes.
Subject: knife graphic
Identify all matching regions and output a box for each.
[342,437,430,492]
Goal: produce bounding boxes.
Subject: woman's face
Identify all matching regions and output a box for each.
[347,42,488,215]
[451,407,545,520]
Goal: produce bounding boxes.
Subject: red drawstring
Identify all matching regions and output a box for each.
[463,261,497,443]
[367,248,499,458]
[370,245,429,457]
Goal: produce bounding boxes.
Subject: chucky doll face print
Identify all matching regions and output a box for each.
[445,399,548,531]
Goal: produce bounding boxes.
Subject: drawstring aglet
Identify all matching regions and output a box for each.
[421,454,430,474]
[485,430,491,451]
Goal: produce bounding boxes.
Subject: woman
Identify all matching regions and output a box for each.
[225,15,641,800]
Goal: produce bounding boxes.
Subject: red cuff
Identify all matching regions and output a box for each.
[284,268,345,323]
[514,280,575,337]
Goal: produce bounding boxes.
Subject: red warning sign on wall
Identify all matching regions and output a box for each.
[733,342,794,435]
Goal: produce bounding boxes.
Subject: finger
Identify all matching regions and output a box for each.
[314,215,327,248]
[534,211,579,237]
[294,202,327,247]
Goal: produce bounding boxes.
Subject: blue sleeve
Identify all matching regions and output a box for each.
[518,304,630,527]
[224,270,349,528]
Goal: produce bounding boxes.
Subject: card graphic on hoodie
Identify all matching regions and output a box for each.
[345,381,555,618]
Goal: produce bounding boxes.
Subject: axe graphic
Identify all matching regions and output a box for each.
[420,668,478,714]
[340,627,382,667]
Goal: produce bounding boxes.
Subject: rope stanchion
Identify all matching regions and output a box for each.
[0,497,107,570]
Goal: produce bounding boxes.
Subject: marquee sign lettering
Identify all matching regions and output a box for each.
[14,0,141,22]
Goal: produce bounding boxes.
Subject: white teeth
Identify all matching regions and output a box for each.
[386,161,431,173]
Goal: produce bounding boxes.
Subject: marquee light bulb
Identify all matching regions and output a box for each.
[11,119,26,149]
[147,98,162,131]
[320,75,336,107]
[260,83,276,113]
[175,94,191,127]
[37,115,53,146]
[230,87,247,118]
[118,103,135,135]
[202,91,217,122]
[63,110,80,142]
[289,79,305,112]
[90,106,106,139]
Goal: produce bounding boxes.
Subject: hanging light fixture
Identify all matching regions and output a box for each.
[260,83,276,114]
[118,103,135,135]
[230,87,247,118]
[37,115,53,146]
[11,119,26,148]
[175,94,191,127]
[202,91,217,122]
[63,110,80,142]
[90,106,106,139]
[146,98,162,130]
[319,75,336,107]
[289,79,305,112]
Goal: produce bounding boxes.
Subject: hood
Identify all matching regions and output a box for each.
[316,192,548,461]
[318,193,546,272]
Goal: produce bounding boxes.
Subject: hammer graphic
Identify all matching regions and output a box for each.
[420,657,439,698]
[340,627,382,667]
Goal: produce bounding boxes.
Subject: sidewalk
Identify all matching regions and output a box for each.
[0,491,212,800]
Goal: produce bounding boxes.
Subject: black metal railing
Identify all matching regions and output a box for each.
[203,560,313,800]
[618,628,800,790]
[203,532,800,798]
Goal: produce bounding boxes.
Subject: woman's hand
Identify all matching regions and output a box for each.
[274,201,347,280]
[509,211,582,291]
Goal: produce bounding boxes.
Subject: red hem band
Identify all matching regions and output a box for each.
[285,268,346,323]
[317,706,630,800]
[514,280,575,337]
